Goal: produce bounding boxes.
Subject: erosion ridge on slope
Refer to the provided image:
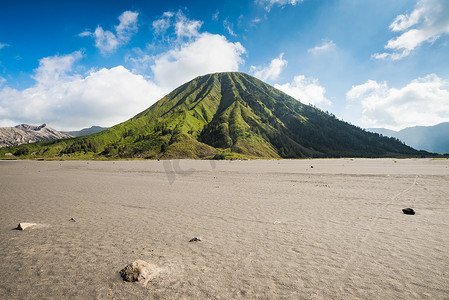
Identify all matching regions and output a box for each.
[0,72,429,159]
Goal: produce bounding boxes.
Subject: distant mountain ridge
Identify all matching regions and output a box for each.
[0,124,71,148]
[62,126,107,137]
[0,72,432,159]
[368,123,449,154]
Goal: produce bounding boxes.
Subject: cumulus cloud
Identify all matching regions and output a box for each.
[92,27,121,54]
[125,48,153,74]
[115,11,139,42]
[0,12,247,130]
[175,11,202,39]
[152,11,174,36]
[257,0,304,11]
[151,33,245,88]
[0,52,165,130]
[80,10,139,54]
[139,11,246,89]
[373,0,449,60]
[250,53,287,81]
[31,51,83,85]
[275,75,332,106]
[153,10,203,40]
[308,40,336,55]
[346,74,449,130]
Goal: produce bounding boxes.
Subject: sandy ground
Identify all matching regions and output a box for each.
[0,158,448,299]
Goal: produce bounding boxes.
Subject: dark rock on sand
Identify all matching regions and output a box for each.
[189,237,202,242]
[402,208,415,215]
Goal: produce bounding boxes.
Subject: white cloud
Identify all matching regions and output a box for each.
[212,10,219,21]
[275,75,332,106]
[31,51,83,85]
[78,31,92,38]
[163,11,174,18]
[151,33,245,88]
[175,11,202,39]
[250,53,287,81]
[251,18,262,25]
[152,10,203,40]
[257,0,303,11]
[308,40,336,54]
[125,48,153,74]
[0,13,247,130]
[92,27,120,54]
[134,11,246,89]
[346,74,449,130]
[80,10,139,54]
[374,0,449,60]
[0,43,9,50]
[115,11,139,42]
[0,52,165,130]
[152,11,173,36]
[223,19,237,37]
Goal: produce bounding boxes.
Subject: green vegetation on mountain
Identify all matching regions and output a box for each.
[0,72,431,160]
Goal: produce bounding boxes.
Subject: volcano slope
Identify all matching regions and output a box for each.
[0,72,426,159]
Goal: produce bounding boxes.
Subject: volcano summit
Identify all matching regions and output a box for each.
[0,72,424,159]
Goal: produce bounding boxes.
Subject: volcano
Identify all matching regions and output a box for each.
[1,72,425,159]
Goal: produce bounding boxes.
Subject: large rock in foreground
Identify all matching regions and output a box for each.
[120,260,157,285]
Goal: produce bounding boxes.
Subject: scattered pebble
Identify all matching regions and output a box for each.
[16,223,39,230]
[189,237,202,242]
[402,208,415,215]
[69,218,76,222]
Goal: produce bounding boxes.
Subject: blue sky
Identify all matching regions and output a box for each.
[0,0,448,130]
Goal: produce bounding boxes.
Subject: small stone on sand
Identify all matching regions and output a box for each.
[402,208,415,215]
[69,218,76,222]
[16,223,39,230]
[189,237,202,242]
